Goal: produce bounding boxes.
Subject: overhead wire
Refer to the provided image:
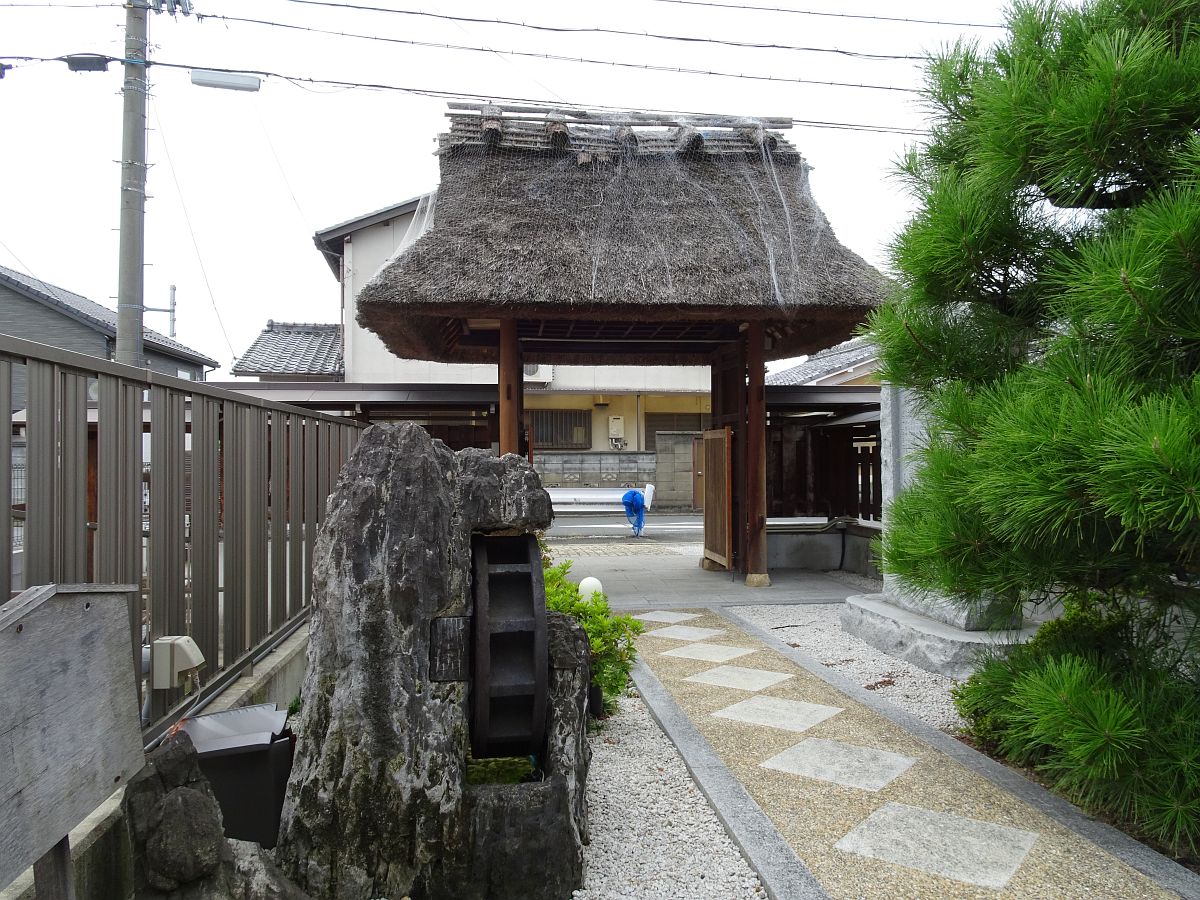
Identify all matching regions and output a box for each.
[0,54,930,134]
[191,13,922,93]
[149,97,237,364]
[273,0,928,59]
[0,1,119,6]
[642,0,1005,29]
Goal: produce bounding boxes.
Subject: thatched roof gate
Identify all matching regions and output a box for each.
[357,104,885,581]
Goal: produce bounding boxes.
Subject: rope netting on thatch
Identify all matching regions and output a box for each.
[357,106,884,364]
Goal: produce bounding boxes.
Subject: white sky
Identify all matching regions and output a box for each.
[1,0,1011,375]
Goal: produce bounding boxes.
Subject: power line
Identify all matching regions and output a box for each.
[0,54,928,135]
[193,13,922,93]
[149,97,237,364]
[273,0,926,60]
[643,0,1005,29]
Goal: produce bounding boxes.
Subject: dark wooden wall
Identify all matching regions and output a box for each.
[767,421,880,521]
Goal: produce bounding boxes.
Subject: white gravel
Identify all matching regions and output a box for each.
[732,603,966,734]
[574,695,766,900]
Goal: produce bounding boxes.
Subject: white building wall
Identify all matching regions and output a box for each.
[341,210,709,393]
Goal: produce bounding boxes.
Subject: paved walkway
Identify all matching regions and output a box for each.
[546,540,1200,900]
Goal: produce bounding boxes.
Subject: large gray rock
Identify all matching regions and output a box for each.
[125,732,224,894]
[125,733,309,900]
[275,423,586,900]
[145,788,225,891]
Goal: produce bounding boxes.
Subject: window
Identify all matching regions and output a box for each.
[177,368,193,380]
[530,409,591,450]
[644,413,708,452]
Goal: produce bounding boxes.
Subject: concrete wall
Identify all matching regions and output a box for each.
[767,524,881,578]
[654,431,700,511]
[534,451,655,489]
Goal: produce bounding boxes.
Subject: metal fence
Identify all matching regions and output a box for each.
[1,333,364,730]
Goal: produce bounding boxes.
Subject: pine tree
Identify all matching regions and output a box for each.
[870,0,1200,654]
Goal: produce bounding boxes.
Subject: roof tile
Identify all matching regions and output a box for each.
[0,264,219,367]
[231,321,344,377]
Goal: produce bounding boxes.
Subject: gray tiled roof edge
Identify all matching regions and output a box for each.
[0,264,218,367]
[631,659,830,900]
[718,605,1200,900]
[766,337,876,386]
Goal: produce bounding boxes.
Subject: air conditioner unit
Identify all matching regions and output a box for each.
[523,363,553,384]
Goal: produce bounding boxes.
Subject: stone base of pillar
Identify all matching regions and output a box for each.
[744,573,771,588]
[840,594,1038,680]
[700,557,726,571]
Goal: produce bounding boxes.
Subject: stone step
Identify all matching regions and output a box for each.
[838,593,1039,680]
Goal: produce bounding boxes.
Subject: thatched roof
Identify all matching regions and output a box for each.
[357,107,885,366]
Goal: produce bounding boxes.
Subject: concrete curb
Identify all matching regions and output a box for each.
[631,659,829,900]
[720,606,1200,900]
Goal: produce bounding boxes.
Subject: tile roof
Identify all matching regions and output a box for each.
[767,336,877,386]
[231,321,344,378]
[0,264,219,367]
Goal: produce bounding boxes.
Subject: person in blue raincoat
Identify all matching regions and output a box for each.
[622,487,646,537]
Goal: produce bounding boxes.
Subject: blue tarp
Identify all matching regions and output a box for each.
[622,488,645,536]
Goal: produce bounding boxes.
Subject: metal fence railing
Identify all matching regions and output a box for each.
[2,333,364,731]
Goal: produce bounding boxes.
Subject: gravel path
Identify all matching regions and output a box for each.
[732,603,966,733]
[574,695,766,900]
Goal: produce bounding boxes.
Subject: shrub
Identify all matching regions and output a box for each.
[954,623,1200,857]
[543,559,644,704]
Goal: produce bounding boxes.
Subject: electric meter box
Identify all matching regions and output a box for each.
[608,416,625,439]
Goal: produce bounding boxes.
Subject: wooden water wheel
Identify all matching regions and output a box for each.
[470,534,548,758]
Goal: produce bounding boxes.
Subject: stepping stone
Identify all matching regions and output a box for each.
[835,801,1038,890]
[644,624,726,642]
[760,738,915,791]
[711,695,841,734]
[685,665,793,692]
[634,610,702,624]
[661,642,755,663]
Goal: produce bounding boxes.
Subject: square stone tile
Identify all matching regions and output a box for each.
[644,624,726,642]
[661,642,756,663]
[835,801,1038,890]
[684,665,793,692]
[634,610,702,624]
[760,738,915,791]
[710,695,842,733]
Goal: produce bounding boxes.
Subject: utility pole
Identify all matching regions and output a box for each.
[114,0,149,367]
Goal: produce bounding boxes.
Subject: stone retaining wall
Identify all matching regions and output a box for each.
[533,439,699,511]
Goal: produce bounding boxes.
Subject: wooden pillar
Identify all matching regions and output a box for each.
[498,319,520,455]
[745,322,770,587]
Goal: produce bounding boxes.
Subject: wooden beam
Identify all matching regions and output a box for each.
[546,120,569,151]
[675,125,705,155]
[745,323,770,586]
[499,319,520,456]
[445,102,795,129]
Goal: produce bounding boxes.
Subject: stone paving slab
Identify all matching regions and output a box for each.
[643,624,727,642]
[760,738,915,793]
[634,610,703,624]
[635,608,1183,900]
[685,665,794,692]
[835,801,1039,890]
[661,642,758,663]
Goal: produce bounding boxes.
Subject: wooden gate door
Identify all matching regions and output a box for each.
[702,427,732,568]
[692,436,705,510]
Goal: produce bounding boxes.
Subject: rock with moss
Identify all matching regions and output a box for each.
[275,423,585,900]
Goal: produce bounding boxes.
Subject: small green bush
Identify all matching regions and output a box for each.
[543,559,644,704]
[954,609,1200,858]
